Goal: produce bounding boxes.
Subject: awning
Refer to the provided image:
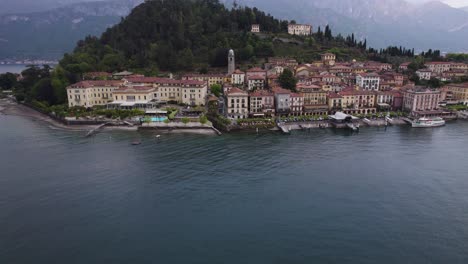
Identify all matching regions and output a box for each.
[121,102,136,106]
[145,110,168,114]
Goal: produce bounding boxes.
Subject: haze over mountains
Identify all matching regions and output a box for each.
[0,0,143,60]
[0,0,109,14]
[1,0,468,60]
[229,0,468,52]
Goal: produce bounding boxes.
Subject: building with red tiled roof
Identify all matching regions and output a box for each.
[249,90,275,117]
[338,87,377,115]
[246,67,267,81]
[356,72,380,91]
[403,87,441,113]
[231,69,246,85]
[181,73,225,87]
[123,77,208,106]
[399,62,411,71]
[226,87,249,119]
[290,93,304,115]
[247,75,266,90]
[272,87,292,115]
[425,61,451,73]
[328,92,343,110]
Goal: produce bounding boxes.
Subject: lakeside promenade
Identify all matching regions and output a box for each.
[3,97,466,137]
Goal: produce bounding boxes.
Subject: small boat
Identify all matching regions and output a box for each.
[412,117,445,128]
[155,135,161,139]
[131,141,141,145]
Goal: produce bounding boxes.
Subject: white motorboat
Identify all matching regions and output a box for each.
[412,117,445,128]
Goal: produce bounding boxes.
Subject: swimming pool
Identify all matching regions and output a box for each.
[141,117,168,122]
[150,117,168,122]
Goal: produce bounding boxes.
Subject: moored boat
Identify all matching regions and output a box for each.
[412,117,445,128]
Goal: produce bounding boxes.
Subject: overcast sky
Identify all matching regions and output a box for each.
[408,0,468,7]
[439,0,467,7]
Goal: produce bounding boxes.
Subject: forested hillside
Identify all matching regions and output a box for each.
[60,0,371,75]
[8,0,399,106]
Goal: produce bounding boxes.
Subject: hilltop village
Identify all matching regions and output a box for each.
[61,23,468,131]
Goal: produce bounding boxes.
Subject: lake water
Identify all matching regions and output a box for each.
[1,115,468,263]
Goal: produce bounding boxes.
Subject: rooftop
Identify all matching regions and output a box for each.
[67,80,122,89]
[250,90,273,97]
[226,87,248,96]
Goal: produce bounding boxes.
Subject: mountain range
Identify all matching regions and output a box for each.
[226,0,468,53]
[1,0,468,60]
[0,0,143,60]
[0,0,108,14]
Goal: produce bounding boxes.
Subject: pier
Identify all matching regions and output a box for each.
[278,124,290,134]
[85,123,108,137]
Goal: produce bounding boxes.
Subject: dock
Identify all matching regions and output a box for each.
[211,126,222,136]
[402,118,413,124]
[346,123,360,131]
[85,123,107,137]
[278,124,290,134]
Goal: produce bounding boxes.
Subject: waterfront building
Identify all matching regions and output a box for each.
[290,93,304,116]
[288,24,312,36]
[228,49,235,75]
[272,87,291,116]
[425,62,451,73]
[231,69,246,85]
[443,83,468,105]
[403,87,441,113]
[124,77,207,106]
[356,73,380,91]
[297,83,328,115]
[251,24,260,33]
[66,80,123,108]
[249,90,275,117]
[226,87,248,119]
[416,69,432,80]
[328,92,343,111]
[108,85,157,110]
[392,91,404,110]
[339,87,377,115]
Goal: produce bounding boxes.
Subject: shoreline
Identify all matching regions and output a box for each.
[2,98,462,136]
[0,98,217,135]
[0,99,93,131]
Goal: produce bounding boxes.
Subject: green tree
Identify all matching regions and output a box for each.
[278,69,297,91]
[428,77,441,88]
[0,73,17,90]
[210,84,222,97]
[199,115,208,124]
[178,48,194,70]
[32,78,56,105]
[181,117,190,124]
